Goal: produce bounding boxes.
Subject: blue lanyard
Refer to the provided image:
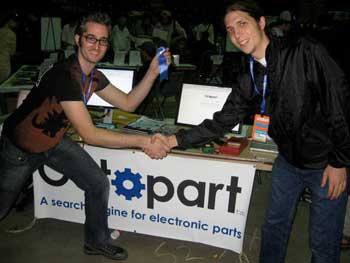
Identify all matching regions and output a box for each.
[249,56,267,115]
[81,72,94,104]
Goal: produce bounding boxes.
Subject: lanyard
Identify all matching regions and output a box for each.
[81,72,94,104]
[249,56,267,115]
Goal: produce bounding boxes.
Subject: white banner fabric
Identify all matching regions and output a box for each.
[33,146,256,253]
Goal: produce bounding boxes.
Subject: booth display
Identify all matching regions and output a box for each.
[34,146,257,254]
[0,64,277,254]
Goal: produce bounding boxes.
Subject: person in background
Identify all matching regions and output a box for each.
[111,15,131,63]
[152,10,187,56]
[128,15,144,37]
[0,12,17,83]
[190,30,216,79]
[141,14,155,37]
[161,1,350,262]
[191,13,216,70]
[269,10,292,38]
[61,16,78,52]
[0,11,17,114]
[134,41,158,114]
[136,41,157,83]
[0,11,171,261]
[193,16,215,45]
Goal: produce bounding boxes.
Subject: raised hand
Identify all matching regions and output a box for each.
[148,48,172,76]
[143,133,171,159]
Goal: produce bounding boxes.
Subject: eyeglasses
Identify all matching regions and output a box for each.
[83,34,109,46]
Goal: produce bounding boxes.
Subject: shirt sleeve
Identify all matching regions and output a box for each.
[175,85,254,149]
[313,42,350,167]
[94,70,110,92]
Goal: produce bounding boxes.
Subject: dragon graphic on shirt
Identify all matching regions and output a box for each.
[32,110,68,138]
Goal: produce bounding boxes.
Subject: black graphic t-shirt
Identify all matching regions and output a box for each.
[2,55,109,153]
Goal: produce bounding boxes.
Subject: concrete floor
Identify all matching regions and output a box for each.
[1,173,349,263]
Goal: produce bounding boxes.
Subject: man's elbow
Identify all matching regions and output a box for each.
[120,103,137,112]
[78,129,99,145]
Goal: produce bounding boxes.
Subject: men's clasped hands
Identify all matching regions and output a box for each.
[143,133,177,160]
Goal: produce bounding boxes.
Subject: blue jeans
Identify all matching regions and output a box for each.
[260,154,349,263]
[0,135,111,246]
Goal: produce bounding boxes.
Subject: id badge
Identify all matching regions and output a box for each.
[252,114,270,142]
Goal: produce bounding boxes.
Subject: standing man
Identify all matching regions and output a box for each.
[152,10,187,56]
[0,11,17,114]
[0,11,17,83]
[61,16,78,57]
[165,1,350,262]
[0,12,170,260]
[111,15,131,64]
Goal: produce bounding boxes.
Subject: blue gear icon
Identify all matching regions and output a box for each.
[111,168,145,200]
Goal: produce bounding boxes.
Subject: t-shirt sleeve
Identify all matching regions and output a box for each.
[94,70,110,92]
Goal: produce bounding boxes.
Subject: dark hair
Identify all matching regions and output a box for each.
[139,41,156,57]
[75,11,112,37]
[225,0,264,22]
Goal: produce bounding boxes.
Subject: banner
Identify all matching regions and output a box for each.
[41,17,61,51]
[33,146,256,253]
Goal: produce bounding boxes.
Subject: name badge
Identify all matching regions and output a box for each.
[252,114,270,142]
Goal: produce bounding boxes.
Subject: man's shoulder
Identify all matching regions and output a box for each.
[54,55,80,75]
[272,33,322,53]
[38,57,78,88]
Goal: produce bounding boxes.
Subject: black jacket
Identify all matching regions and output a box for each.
[176,36,350,169]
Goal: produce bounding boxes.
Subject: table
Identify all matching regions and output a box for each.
[0,65,38,93]
[0,108,276,253]
[0,63,196,94]
[0,71,276,253]
[32,112,276,254]
[0,65,38,113]
[98,62,197,72]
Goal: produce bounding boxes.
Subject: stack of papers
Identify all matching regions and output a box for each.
[122,116,166,134]
[250,140,278,153]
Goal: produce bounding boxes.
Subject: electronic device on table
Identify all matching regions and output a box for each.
[87,67,135,126]
[176,83,241,133]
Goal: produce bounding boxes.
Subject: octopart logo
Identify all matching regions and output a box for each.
[39,159,243,214]
[111,168,146,200]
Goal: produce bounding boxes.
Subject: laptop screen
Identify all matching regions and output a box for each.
[176,83,241,133]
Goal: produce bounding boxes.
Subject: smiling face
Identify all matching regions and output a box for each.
[224,10,269,59]
[75,21,109,69]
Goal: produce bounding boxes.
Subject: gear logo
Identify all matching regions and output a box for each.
[111,168,145,200]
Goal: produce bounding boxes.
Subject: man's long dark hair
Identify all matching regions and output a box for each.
[225,0,264,22]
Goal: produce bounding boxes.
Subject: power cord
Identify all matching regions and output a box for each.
[5,217,37,234]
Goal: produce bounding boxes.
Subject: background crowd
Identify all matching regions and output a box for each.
[0,1,349,85]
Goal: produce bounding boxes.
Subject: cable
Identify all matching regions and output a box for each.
[5,217,37,234]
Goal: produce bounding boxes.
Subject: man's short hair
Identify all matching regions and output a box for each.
[75,11,112,37]
[139,41,156,57]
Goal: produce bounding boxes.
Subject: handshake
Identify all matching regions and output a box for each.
[142,133,177,160]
